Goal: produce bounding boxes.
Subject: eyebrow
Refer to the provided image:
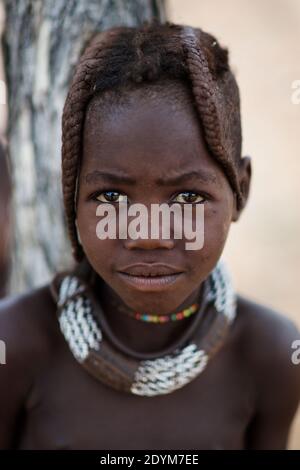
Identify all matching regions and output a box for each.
[156,170,218,186]
[84,169,218,186]
[85,170,136,185]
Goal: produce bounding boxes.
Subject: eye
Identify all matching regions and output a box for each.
[172,191,206,204]
[94,191,127,203]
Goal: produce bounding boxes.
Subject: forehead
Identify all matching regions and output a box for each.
[82,81,223,179]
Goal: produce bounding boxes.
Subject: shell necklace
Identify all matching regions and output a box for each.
[51,260,236,397]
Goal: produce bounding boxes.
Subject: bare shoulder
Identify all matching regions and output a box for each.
[0,284,59,382]
[235,294,300,365]
[0,284,61,447]
[234,294,300,411]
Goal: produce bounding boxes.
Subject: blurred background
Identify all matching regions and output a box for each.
[0,0,299,449]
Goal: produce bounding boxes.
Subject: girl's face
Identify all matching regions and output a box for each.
[76,85,241,314]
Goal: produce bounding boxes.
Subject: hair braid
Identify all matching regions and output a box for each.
[61,21,244,262]
[62,30,124,261]
[181,26,243,209]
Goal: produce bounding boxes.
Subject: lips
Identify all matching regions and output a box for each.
[117,263,184,277]
[116,264,185,292]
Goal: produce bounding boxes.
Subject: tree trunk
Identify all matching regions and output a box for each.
[2,0,166,293]
[0,142,11,298]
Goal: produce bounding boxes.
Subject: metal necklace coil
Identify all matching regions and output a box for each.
[54,260,236,396]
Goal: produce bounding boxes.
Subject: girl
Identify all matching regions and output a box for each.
[0,21,299,450]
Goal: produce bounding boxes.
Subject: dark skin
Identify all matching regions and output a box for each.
[76,86,248,353]
[0,84,300,450]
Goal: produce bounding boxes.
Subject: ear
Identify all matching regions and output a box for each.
[231,156,252,222]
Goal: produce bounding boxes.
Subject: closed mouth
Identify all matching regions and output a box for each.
[116,265,185,291]
[117,263,184,277]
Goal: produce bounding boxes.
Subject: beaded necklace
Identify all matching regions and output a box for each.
[50,260,236,397]
[112,302,199,323]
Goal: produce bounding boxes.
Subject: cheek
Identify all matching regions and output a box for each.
[184,198,233,278]
[76,203,117,273]
[205,201,232,249]
[76,203,97,245]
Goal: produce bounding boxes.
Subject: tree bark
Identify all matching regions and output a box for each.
[2,0,166,293]
[0,141,11,298]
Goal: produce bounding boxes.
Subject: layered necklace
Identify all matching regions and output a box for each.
[51,260,236,397]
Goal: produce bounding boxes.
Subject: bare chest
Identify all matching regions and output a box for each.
[17,346,255,450]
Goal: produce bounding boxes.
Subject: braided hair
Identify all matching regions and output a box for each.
[62,20,243,262]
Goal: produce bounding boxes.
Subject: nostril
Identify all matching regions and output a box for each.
[124,237,174,250]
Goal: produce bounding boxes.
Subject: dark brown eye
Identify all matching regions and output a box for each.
[96,191,127,203]
[172,192,205,204]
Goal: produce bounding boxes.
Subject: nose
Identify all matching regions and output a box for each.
[124,237,174,250]
[123,209,175,250]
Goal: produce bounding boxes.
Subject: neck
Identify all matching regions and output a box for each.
[92,275,204,355]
